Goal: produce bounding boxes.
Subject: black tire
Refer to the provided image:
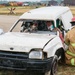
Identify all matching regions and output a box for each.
[50,55,58,75]
[55,48,65,64]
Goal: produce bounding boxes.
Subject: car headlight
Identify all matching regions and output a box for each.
[29,50,43,59]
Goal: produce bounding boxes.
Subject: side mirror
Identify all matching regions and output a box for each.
[0,29,4,35]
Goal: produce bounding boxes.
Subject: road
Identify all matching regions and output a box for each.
[0,15,19,32]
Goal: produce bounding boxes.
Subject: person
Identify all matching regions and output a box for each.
[46,21,54,31]
[24,21,38,32]
[30,22,38,32]
[65,17,75,66]
[20,21,38,32]
[46,21,64,42]
[46,21,62,32]
[20,22,31,32]
[38,21,58,31]
[46,21,60,32]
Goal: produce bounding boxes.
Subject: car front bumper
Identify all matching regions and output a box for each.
[0,51,53,73]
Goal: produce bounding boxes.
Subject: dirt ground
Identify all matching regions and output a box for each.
[0,15,19,32]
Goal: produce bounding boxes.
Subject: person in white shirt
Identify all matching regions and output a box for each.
[46,21,54,31]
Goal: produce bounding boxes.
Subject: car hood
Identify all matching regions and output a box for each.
[0,32,56,52]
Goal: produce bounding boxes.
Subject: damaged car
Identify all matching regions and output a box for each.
[0,6,73,75]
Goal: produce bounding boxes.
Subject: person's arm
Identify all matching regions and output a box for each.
[52,27,61,32]
[65,33,70,45]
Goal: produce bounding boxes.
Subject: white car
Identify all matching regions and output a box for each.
[0,6,73,75]
[22,2,29,6]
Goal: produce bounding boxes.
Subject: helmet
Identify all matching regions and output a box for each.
[70,17,75,26]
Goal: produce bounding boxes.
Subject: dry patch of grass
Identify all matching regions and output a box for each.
[0,6,75,16]
[0,6,34,15]
[58,64,75,75]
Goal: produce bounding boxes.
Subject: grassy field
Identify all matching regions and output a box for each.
[0,6,32,15]
[0,6,75,16]
[0,6,41,15]
[0,6,75,75]
[58,64,75,75]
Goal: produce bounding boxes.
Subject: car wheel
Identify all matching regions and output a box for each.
[50,55,58,75]
[44,71,50,75]
[44,55,58,75]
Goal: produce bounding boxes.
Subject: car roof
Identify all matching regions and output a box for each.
[19,6,70,20]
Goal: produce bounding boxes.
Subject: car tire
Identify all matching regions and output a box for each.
[50,55,58,75]
[44,55,58,75]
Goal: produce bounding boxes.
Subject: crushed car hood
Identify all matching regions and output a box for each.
[0,32,56,52]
